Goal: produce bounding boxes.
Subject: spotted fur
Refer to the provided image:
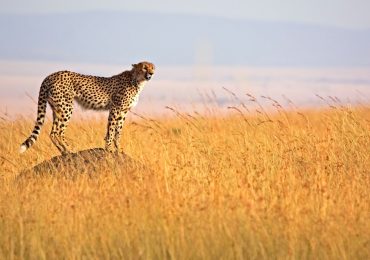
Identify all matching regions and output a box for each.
[20,61,155,154]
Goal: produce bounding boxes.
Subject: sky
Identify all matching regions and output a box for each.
[1,0,370,29]
[1,1,369,114]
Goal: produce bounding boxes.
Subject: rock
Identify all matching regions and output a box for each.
[17,148,151,179]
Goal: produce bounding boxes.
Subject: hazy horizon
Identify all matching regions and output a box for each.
[1,60,369,118]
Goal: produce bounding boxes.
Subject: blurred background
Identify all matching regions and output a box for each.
[1,0,370,117]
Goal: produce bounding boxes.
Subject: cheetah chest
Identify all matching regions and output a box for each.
[130,82,146,108]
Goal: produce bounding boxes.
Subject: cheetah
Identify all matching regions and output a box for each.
[20,61,155,154]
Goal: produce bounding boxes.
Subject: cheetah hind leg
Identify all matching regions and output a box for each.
[50,108,74,155]
[50,133,72,155]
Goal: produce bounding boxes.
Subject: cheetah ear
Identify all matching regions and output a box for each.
[132,64,137,68]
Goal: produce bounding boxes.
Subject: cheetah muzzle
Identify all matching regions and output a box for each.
[19,61,156,155]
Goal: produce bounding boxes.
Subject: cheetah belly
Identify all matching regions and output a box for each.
[74,92,111,110]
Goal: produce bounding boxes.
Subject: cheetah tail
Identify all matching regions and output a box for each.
[19,85,49,153]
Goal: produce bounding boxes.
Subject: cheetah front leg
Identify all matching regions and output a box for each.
[113,109,128,152]
[105,109,118,153]
[105,107,128,153]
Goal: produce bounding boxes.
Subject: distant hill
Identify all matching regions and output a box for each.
[1,11,369,66]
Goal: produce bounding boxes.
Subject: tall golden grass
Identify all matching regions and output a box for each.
[0,96,369,259]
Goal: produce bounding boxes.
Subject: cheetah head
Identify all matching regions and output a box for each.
[132,61,155,82]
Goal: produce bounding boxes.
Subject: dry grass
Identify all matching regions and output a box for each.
[0,99,369,259]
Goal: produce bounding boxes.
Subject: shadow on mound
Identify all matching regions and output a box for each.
[18,148,151,179]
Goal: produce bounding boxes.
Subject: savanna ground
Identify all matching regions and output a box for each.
[0,97,369,259]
